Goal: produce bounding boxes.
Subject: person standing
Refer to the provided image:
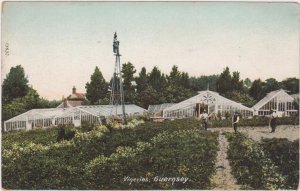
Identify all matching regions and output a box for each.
[269,109,278,133]
[201,110,209,131]
[232,112,239,133]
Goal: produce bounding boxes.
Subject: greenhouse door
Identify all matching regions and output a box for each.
[195,103,208,117]
[200,104,208,114]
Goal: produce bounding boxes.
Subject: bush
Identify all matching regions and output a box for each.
[85,130,219,189]
[2,118,207,189]
[225,133,286,190]
[261,138,299,189]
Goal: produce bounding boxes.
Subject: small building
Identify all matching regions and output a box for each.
[252,89,298,117]
[57,86,86,108]
[163,90,253,118]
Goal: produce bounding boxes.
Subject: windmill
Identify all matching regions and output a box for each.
[110,32,127,124]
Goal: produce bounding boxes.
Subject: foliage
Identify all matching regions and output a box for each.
[243,78,252,89]
[263,78,281,94]
[249,79,265,101]
[260,138,299,189]
[231,71,244,92]
[224,90,256,107]
[137,86,160,108]
[216,67,232,94]
[2,87,40,122]
[226,133,287,189]
[85,66,109,104]
[56,124,76,142]
[280,77,299,94]
[148,66,167,92]
[189,75,218,91]
[2,65,29,104]
[2,118,211,189]
[122,62,137,103]
[85,130,218,189]
[136,67,148,93]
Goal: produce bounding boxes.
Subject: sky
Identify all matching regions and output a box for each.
[1,2,299,100]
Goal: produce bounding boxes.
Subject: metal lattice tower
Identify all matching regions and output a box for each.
[110,32,127,124]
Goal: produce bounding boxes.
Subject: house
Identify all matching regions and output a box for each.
[57,86,86,108]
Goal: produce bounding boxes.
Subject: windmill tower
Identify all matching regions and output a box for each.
[110,32,127,124]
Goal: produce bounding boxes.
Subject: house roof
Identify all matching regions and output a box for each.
[68,93,86,100]
[252,89,295,110]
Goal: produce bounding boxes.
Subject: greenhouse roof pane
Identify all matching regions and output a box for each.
[252,89,294,110]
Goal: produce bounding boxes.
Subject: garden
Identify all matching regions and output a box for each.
[2,117,299,190]
[2,118,219,189]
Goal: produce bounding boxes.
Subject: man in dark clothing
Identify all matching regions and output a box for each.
[201,110,209,131]
[232,112,239,133]
[269,109,278,133]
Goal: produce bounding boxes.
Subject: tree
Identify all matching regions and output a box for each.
[167,65,182,86]
[2,65,29,104]
[231,71,244,92]
[249,79,265,101]
[225,90,256,107]
[180,72,190,89]
[2,87,41,122]
[121,62,137,103]
[136,67,148,93]
[216,67,232,95]
[148,66,166,92]
[280,78,299,94]
[263,78,281,94]
[85,66,108,104]
[190,75,219,91]
[244,78,252,89]
[137,86,160,109]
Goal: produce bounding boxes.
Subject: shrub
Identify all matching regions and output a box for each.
[84,130,219,189]
[226,133,287,190]
[261,138,299,189]
[2,118,205,189]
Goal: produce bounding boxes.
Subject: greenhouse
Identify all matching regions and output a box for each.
[163,90,253,118]
[148,103,176,117]
[4,104,146,132]
[252,89,298,116]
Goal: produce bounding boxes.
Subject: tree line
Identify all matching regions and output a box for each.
[86,64,299,108]
[2,65,299,122]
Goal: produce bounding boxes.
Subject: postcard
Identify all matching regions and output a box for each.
[1,1,299,190]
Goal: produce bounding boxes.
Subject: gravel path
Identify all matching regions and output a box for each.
[209,125,298,190]
[210,132,240,190]
[210,125,299,142]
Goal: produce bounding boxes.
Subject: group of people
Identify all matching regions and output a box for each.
[199,109,277,133]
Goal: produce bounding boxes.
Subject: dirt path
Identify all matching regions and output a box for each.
[209,125,298,190]
[210,132,240,190]
[210,125,299,142]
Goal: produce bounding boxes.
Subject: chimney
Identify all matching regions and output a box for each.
[62,96,67,108]
[72,86,76,94]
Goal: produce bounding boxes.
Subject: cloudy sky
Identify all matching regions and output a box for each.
[2,2,299,100]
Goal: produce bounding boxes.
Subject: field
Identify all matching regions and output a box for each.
[2,117,299,190]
